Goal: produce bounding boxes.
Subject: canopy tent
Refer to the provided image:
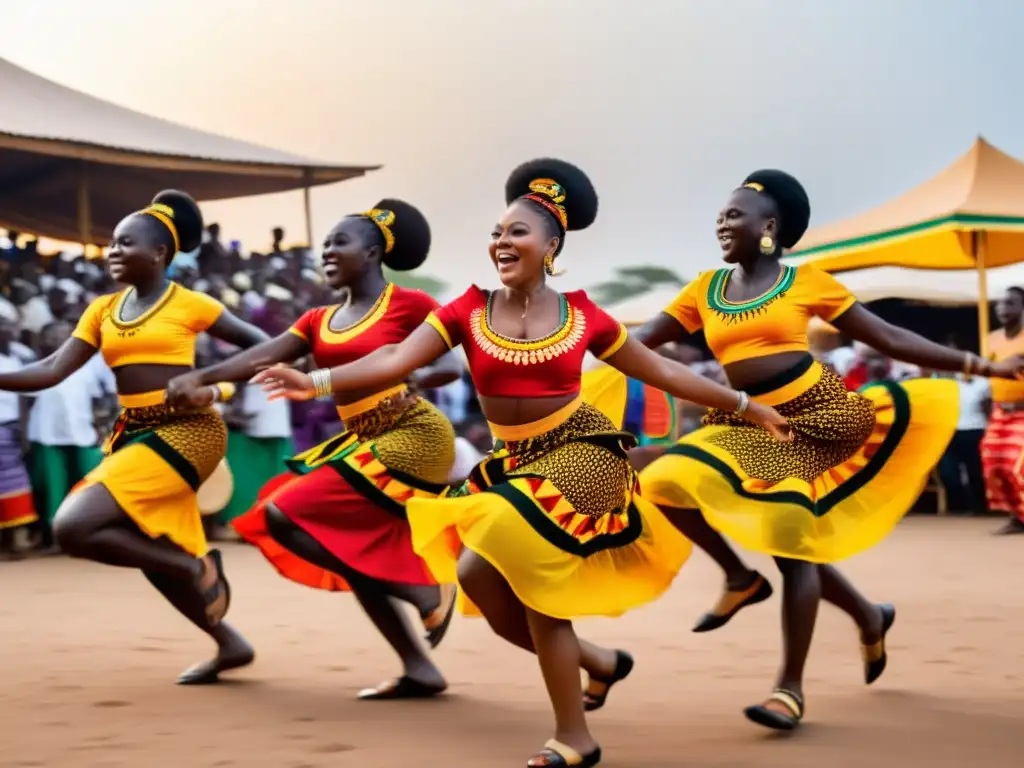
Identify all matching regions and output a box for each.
[0,57,379,246]
[786,137,1024,354]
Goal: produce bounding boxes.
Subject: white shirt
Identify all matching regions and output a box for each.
[448,436,483,483]
[240,383,292,439]
[27,355,116,446]
[0,354,22,423]
[955,376,990,432]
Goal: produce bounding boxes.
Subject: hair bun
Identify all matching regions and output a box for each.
[368,198,431,272]
[740,170,810,249]
[505,158,598,232]
[151,190,204,253]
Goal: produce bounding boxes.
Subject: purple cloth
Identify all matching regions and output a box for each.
[0,424,30,495]
[290,399,342,453]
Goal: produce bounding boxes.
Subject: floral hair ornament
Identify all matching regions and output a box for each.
[361,208,396,253]
[523,178,568,229]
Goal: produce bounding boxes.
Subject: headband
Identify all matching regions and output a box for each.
[139,203,180,254]
[360,208,396,254]
[522,178,568,229]
[742,182,764,193]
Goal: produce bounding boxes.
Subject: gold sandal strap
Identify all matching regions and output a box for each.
[423,584,456,630]
[543,739,584,766]
[861,638,884,662]
[768,690,803,718]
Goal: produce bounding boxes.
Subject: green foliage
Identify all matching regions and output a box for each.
[588,265,686,306]
[384,267,447,297]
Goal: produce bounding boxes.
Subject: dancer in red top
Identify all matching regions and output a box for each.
[251,160,790,767]
[167,200,461,698]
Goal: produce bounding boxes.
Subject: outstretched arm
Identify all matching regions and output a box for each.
[832,305,987,374]
[409,349,463,390]
[194,332,308,386]
[0,338,95,393]
[630,312,688,350]
[604,336,791,439]
[206,311,272,350]
[253,323,449,400]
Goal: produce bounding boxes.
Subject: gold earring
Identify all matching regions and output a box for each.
[760,235,775,255]
[544,254,564,277]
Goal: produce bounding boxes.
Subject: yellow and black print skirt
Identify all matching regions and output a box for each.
[637,356,959,562]
[76,401,228,557]
[406,399,691,619]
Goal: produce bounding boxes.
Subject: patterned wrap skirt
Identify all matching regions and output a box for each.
[234,388,455,591]
[980,404,1024,521]
[74,400,228,557]
[637,355,960,563]
[0,423,37,529]
[406,399,692,620]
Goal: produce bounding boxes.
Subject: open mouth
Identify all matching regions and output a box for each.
[322,262,339,277]
[496,252,519,266]
[718,234,734,250]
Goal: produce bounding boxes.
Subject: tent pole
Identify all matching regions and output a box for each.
[302,169,313,248]
[77,160,91,250]
[977,231,990,357]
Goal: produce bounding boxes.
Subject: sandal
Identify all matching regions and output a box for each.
[743,688,804,731]
[693,571,773,633]
[422,583,457,649]
[196,549,230,626]
[526,739,602,767]
[357,676,447,700]
[862,603,896,685]
[583,650,634,712]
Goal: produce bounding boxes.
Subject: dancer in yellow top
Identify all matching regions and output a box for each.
[586,169,1024,731]
[251,158,791,768]
[0,191,269,684]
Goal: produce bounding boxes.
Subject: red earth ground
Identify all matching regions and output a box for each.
[0,516,1020,767]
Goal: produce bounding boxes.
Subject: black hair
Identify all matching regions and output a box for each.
[1007,286,1024,303]
[504,158,598,256]
[140,189,204,268]
[349,198,432,272]
[740,169,810,250]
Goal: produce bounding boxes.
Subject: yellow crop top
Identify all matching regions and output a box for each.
[663,264,856,365]
[72,282,225,369]
[988,329,1024,403]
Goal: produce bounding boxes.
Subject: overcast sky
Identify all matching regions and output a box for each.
[2,0,1020,293]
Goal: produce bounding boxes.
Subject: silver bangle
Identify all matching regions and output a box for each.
[734,391,750,415]
[310,368,333,398]
[209,385,222,403]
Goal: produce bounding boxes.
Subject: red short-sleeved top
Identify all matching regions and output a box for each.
[424,285,628,398]
[289,283,439,368]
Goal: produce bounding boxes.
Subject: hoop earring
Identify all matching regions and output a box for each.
[544,254,564,277]
[759,235,775,255]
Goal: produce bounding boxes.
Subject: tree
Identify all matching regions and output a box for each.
[588,265,686,306]
[384,267,448,298]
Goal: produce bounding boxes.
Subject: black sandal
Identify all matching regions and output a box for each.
[422,583,457,649]
[583,650,634,712]
[863,603,896,685]
[743,688,804,731]
[526,739,602,767]
[196,549,230,626]
[693,571,773,633]
[356,676,447,700]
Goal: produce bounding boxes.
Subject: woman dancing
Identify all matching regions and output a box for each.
[603,169,1023,730]
[980,287,1024,534]
[166,200,462,698]
[252,159,790,767]
[0,191,267,684]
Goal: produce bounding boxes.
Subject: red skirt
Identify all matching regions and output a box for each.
[233,394,455,592]
[980,406,1024,521]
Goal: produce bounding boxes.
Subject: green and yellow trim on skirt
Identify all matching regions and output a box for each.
[407,400,691,620]
[635,356,959,563]
[287,391,454,517]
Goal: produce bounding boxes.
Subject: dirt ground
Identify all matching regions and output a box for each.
[1,515,1021,767]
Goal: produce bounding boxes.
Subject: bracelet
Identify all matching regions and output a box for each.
[962,353,975,375]
[734,391,750,415]
[209,385,222,403]
[310,368,334,398]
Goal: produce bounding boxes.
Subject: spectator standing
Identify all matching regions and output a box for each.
[0,316,37,553]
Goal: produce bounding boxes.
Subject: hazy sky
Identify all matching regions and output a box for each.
[2,0,1021,293]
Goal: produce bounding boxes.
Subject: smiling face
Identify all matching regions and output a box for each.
[716,188,778,264]
[107,214,168,285]
[320,216,383,290]
[489,199,559,289]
